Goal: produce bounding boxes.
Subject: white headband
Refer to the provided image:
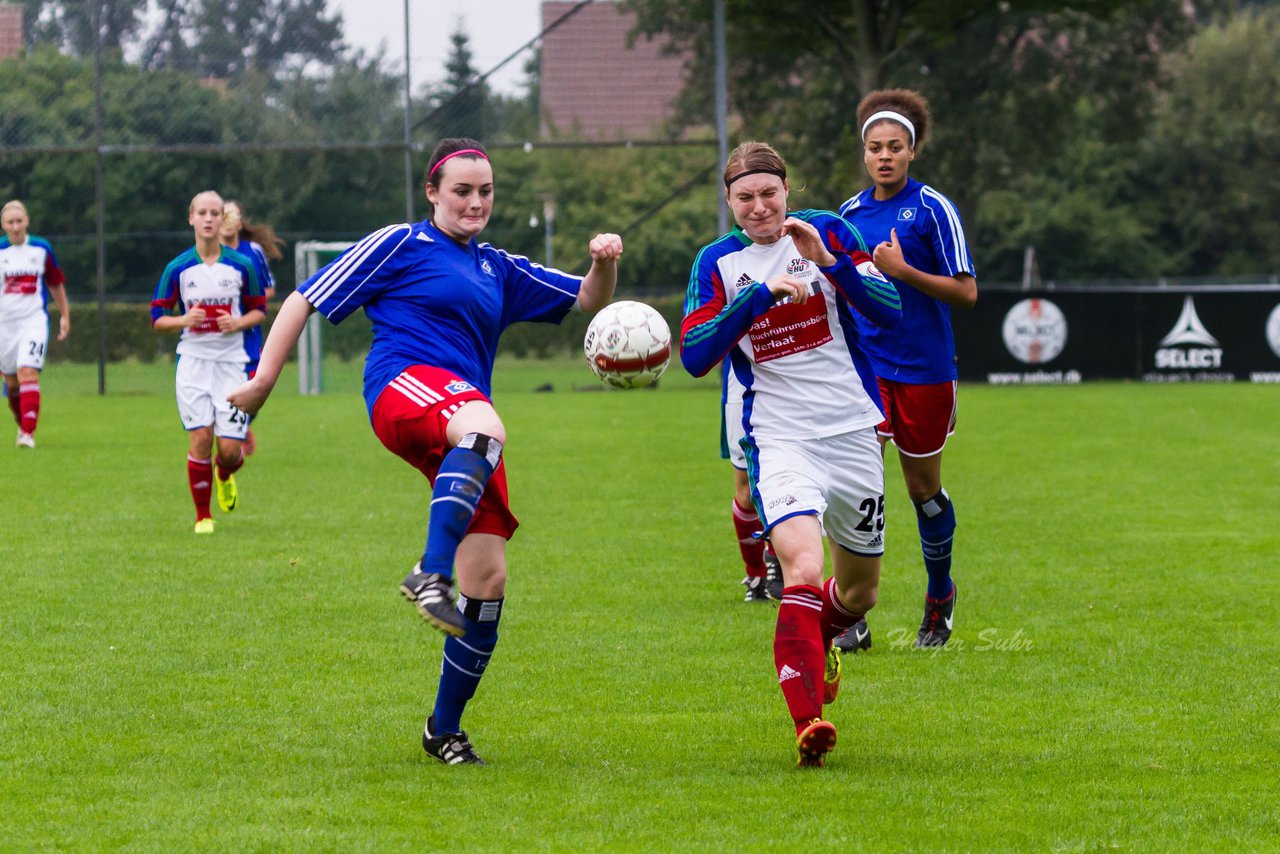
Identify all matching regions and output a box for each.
[861,110,916,145]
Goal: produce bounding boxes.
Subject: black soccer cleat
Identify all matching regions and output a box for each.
[916,584,957,647]
[423,715,486,765]
[400,562,466,637]
[742,575,771,602]
[832,617,872,654]
[763,548,784,601]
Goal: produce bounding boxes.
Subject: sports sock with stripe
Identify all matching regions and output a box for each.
[432,596,502,734]
[18,381,39,435]
[732,497,766,578]
[187,455,213,521]
[819,576,865,646]
[421,434,500,582]
[915,488,956,600]
[774,585,825,733]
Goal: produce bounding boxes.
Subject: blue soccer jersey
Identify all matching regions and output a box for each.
[299,219,584,416]
[839,178,975,383]
[231,238,273,372]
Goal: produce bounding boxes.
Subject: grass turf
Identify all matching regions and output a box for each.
[1,359,1277,850]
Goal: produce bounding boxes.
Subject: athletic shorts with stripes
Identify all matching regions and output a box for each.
[371,365,518,539]
[875,378,957,458]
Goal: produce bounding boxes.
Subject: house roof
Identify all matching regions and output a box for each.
[540,1,688,139]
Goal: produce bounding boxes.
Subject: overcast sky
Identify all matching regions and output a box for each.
[328,0,544,94]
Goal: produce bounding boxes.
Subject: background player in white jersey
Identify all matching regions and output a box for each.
[228,137,622,766]
[837,89,978,650]
[723,365,783,601]
[1,199,70,449]
[681,141,902,767]
[218,199,284,455]
[151,191,266,534]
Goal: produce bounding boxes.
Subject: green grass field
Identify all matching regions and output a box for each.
[2,359,1277,851]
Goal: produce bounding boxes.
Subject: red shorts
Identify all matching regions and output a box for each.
[370,365,519,539]
[876,378,957,458]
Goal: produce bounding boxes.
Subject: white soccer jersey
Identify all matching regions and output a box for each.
[716,235,883,440]
[150,247,265,364]
[0,237,64,322]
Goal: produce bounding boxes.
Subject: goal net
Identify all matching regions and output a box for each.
[293,241,353,395]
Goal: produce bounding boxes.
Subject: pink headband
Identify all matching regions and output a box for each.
[429,148,490,177]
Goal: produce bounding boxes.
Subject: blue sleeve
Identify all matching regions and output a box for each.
[149,258,183,322]
[919,186,976,278]
[805,211,902,330]
[249,242,276,291]
[679,243,776,378]
[495,248,581,326]
[299,224,413,324]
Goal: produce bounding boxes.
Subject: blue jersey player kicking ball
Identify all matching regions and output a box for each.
[836,89,977,650]
[229,138,623,765]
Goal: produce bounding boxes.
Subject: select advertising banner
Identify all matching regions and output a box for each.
[951,286,1280,384]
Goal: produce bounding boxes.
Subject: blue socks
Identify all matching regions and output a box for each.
[432,596,503,734]
[421,434,501,582]
[914,488,956,600]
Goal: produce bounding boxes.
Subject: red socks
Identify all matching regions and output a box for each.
[18,382,39,434]
[774,584,825,732]
[820,576,865,647]
[217,448,245,480]
[6,389,19,426]
[732,498,766,578]
[187,455,213,520]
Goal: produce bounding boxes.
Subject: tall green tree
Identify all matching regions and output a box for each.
[1141,7,1280,276]
[431,28,493,140]
[18,0,148,54]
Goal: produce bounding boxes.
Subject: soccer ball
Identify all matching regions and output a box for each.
[583,300,672,389]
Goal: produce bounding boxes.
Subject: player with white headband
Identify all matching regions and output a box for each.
[836,89,978,651]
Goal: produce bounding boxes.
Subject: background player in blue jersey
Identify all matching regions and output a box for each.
[151,191,266,534]
[836,89,978,650]
[219,199,284,455]
[682,141,901,767]
[228,137,623,766]
[1,199,71,449]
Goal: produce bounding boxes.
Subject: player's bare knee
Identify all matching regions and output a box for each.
[840,583,878,614]
[450,401,505,445]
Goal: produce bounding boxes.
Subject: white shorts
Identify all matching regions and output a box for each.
[749,427,885,556]
[0,313,49,374]
[724,399,746,468]
[175,355,251,439]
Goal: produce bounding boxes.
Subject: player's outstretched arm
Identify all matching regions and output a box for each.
[576,233,623,313]
[228,291,315,415]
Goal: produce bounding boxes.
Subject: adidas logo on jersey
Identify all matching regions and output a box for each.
[778,664,801,683]
[416,231,434,243]
[735,273,754,292]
